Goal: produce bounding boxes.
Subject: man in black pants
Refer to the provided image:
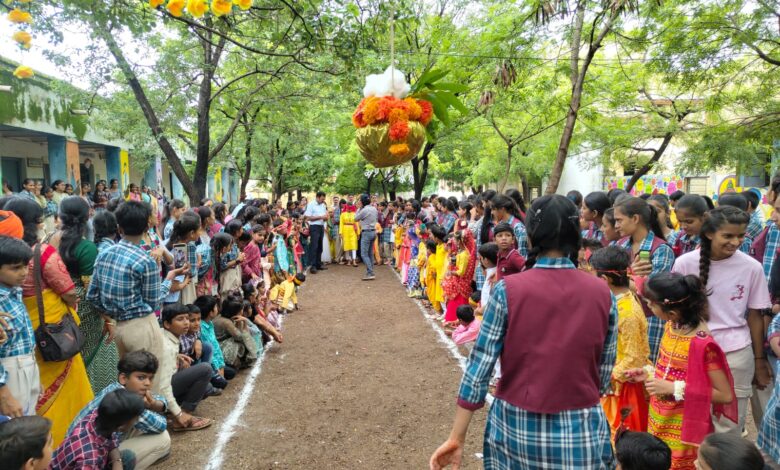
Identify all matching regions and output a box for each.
[304,191,328,274]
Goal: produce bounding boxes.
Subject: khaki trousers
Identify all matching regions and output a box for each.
[713,345,754,434]
[0,353,40,416]
[119,428,171,470]
[115,314,165,392]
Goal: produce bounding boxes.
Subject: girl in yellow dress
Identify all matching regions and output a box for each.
[339,207,358,267]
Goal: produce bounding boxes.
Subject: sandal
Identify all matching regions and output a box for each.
[171,416,214,432]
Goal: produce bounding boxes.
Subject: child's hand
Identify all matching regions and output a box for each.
[194,340,202,359]
[645,377,675,397]
[237,252,246,262]
[623,368,648,383]
[177,354,193,369]
[0,312,10,345]
[631,258,652,277]
[0,386,23,417]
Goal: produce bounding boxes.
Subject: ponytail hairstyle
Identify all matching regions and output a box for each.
[241,206,259,225]
[225,219,244,237]
[566,190,583,207]
[524,195,581,268]
[504,189,527,217]
[492,194,522,221]
[698,206,750,288]
[166,211,201,250]
[614,196,666,240]
[162,199,185,229]
[196,206,213,230]
[589,246,631,288]
[584,192,611,219]
[645,272,709,328]
[58,197,91,277]
[480,189,498,245]
[211,232,234,284]
[458,201,473,222]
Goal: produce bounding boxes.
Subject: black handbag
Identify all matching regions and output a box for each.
[32,243,85,362]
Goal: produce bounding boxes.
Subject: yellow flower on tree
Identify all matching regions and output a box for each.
[149,0,164,7]
[8,9,33,24]
[166,0,185,16]
[12,31,32,49]
[186,0,209,17]
[212,0,232,16]
[233,0,252,10]
[13,65,34,79]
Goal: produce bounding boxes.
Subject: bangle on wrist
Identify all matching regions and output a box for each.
[673,380,686,402]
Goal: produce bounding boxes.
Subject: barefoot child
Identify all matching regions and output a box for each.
[626,273,737,470]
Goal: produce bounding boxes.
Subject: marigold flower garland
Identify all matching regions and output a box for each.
[352,96,433,158]
[7,2,35,80]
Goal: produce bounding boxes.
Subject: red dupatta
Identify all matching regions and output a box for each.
[680,332,738,445]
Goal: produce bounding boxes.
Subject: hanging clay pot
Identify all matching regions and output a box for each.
[355,121,426,168]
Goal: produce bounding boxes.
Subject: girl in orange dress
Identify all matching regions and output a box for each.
[625,273,737,470]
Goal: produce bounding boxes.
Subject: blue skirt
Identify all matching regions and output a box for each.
[406,266,420,290]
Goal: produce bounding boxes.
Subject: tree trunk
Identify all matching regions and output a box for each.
[545,7,617,195]
[412,142,434,200]
[520,173,530,202]
[239,133,252,201]
[625,132,674,192]
[296,189,302,201]
[287,191,294,204]
[498,145,513,193]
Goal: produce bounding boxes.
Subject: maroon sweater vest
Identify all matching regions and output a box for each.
[497,268,612,414]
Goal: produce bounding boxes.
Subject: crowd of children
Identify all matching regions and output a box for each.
[0,193,313,469]
[371,187,780,469]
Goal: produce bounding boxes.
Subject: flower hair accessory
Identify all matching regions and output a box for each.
[662,296,690,305]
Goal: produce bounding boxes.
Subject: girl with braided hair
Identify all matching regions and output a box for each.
[431,194,617,470]
[671,205,772,436]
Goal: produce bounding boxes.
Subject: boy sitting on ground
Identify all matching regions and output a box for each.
[0,415,53,470]
[159,305,214,432]
[68,350,170,470]
[51,389,144,470]
[0,236,37,418]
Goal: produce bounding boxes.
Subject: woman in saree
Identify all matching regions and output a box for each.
[49,197,116,395]
[5,197,93,446]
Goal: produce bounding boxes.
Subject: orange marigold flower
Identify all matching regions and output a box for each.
[12,31,32,49]
[186,0,209,17]
[418,99,433,126]
[404,98,422,121]
[8,9,32,24]
[388,108,409,124]
[233,0,252,10]
[389,143,410,157]
[13,65,34,79]
[389,121,410,141]
[362,97,381,125]
[166,0,185,16]
[149,0,164,7]
[212,0,232,16]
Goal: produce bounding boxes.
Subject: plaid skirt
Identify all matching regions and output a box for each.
[647,315,664,364]
[758,375,780,464]
[381,228,393,244]
[484,399,614,470]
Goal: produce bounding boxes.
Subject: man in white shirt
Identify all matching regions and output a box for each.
[304,191,328,274]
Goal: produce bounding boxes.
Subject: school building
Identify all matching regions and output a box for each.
[0,56,240,205]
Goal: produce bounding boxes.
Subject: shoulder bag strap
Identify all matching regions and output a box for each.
[33,243,46,331]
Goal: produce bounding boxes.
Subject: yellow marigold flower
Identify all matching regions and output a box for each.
[404,98,422,121]
[388,108,409,124]
[389,143,410,157]
[233,0,252,10]
[8,9,32,24]
[212,0,232,16]
[149,0,164,7]
[166,0,185,16]
[362,97,381,125]
[186,0,209,17]
[12,31,32,49]
[13,65,34,79]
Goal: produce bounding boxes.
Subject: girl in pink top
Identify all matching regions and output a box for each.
[672,206,772,434]
[448,305,481,346]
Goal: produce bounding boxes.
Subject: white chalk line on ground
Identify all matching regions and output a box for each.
[204,316,284,470]
[204,267,319,470]
[390,266,493,406]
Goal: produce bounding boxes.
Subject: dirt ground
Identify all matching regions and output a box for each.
[165,264,487,469]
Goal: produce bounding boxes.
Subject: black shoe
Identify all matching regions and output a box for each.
[318,266,328,271]
[204,385,222,398]
[210,374,228,389]
[310,268,318,274]
[224,365,238,380]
